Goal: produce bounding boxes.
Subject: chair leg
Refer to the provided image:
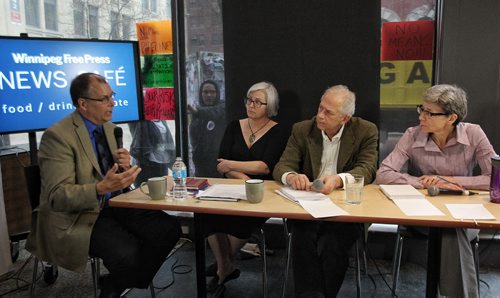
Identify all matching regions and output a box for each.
[282,219,292,298]
[90,257,99,298]
[258,228,268,298]
[30,256,38,298]
[472,237,480,297]
[391,227,404,297]
[150,282,156,297]
[355,239,362,298]
[362,223,369,275]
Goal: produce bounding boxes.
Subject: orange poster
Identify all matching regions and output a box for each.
[136,20,173,55]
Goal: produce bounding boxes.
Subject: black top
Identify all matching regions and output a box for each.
[218,120,289,180]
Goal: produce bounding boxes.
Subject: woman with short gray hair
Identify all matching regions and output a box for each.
[377,84,496,297]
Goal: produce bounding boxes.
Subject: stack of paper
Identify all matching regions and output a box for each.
[277,187,348,218]
[279,187,329,203]
[379,184,444,216]
[379,184,425,200]
[196,184,246,202]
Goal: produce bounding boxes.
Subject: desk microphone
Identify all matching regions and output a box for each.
[427,185,472,196]
[312,179,324,192]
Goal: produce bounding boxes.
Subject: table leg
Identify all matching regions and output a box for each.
[194,213,206,298]
[426,227,442,297]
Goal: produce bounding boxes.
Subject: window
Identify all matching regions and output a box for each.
[151,0,158,13]
[25,0,40,27]
[379,0,437,161]
[122,15,131,40]
[142,0,150,11]
[89,5,99,38]
[73,0,85,36]
[110,11,120,40]
[44,0,58,31]
[183,0,225,176]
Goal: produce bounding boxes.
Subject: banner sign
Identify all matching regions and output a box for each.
[380,21,434,107]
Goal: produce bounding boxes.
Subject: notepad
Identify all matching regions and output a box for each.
[279,187,330,203]
[196,184,247,202]
[379,184,425,200]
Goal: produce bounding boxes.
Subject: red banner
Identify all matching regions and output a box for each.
[381,20,434,61]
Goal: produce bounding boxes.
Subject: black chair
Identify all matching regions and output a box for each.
[24,164,101,298]
[25,164,157,297]
[281,219,363,298]
[390,226,480,297]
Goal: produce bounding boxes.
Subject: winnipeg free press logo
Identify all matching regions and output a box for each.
[11,53,111,66]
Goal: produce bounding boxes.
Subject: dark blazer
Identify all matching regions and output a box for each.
[273,116,378,184]
[26,111,118,272]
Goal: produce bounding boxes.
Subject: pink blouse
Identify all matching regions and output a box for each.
[376,122,496,190]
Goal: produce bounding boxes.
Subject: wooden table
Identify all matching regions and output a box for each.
[110,178,500,297]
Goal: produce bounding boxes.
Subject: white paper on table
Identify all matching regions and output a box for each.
[445,204,496,220]
[279,187,330,203]
[393,199,445,216]
[298,199,349,218]
[196,184,247,201]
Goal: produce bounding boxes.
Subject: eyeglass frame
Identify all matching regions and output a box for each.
[416,105,449,117]
[81,92,116,105]
[244,97,267,108]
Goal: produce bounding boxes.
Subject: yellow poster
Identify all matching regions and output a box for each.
[380,60,433,107]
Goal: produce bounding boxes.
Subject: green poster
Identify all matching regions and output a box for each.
[141,54,174,88]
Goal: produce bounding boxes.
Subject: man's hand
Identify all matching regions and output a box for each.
[96,164,141,195]
[114,148,132,171]
[286,173,312,191]
[314,175,343,194]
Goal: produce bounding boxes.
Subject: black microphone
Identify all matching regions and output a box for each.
[312,179,324,192]
[114,127,123,149]
[427,186,472,196]
[113,127,124,173]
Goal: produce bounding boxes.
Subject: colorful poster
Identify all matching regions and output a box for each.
[141,55,174,88]
[380,20,434,107]
[136,20,173,55]
[136,20,174,119]
[143,88,175,120]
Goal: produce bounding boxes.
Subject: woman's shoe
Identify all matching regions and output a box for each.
[207,269,240,292]
[206,262,217,276]
[210,284,226,298]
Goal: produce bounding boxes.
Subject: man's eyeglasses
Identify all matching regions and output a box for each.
[416,105,449,117]
[244,97,267,108]
[81,92,116,105]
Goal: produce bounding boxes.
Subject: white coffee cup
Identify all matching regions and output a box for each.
[140,177,166,200]
[245,179,264,204]
[345,174,364,204]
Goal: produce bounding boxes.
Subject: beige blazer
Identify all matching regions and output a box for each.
[26,111,118,272]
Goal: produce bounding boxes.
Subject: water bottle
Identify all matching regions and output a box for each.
[172,157,188,200]
[490,155,500,203]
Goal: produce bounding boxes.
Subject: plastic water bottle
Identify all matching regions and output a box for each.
[172,157,188,200]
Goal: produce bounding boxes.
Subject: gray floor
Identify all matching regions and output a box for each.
[2,235,500,297]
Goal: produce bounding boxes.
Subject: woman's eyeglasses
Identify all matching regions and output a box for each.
[244,97,267,108]
[416,105,449,117]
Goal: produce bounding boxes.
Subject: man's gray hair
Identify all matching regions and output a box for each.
[324,85,356,116]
